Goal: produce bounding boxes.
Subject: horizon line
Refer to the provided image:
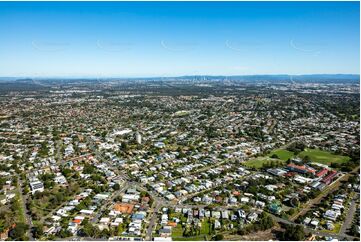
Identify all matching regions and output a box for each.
[0,73,360,80]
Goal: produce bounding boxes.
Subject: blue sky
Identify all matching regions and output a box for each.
[0,1,359,77]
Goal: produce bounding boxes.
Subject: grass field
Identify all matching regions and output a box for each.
[243,157,284,168]
[269,149,294,161]
[244,147,350,169]
[298,149,350,165]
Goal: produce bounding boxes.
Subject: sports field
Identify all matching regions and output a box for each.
[298,149,350,165]
[269,149,294,161]
[244,148,350,168]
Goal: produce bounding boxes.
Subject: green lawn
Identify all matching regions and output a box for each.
[171,224,184,238]
[172,220,211,239]
[269,149,294,161]
[298,149,350,165]
[200,220,211,235]
[320,223,341,233]
[244,157,271,168]
[15,190,26,223]
[169,212,181,218]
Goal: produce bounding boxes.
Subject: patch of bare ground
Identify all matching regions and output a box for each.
[223,229,276,241]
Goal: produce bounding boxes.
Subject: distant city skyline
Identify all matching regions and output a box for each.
[0,1,359,77]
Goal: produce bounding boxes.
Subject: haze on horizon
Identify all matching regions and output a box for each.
[0,1,359,78]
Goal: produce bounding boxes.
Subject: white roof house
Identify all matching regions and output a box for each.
[80,209,94,215]
[100,217,110,224]
[29,180,44,194]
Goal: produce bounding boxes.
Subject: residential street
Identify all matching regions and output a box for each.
[339,193,358,236]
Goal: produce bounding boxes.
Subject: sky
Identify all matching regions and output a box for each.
[0,1,359,77]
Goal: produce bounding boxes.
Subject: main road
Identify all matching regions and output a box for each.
[17,175,34,241]
[145,202,161,240]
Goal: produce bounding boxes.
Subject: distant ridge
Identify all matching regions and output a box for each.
[0,74,359,80]
[0,74,359,83]
[176,74,360,81]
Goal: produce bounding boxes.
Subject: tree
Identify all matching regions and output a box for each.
[57,228,72,238]
[23,186,30,194]
[9,223,29,240]
[33,224,44,239]
[0,220,5,233]
[121,142,128,151]
[62,168,73,178]
[237,228,246,235]
[279,224,306,241]
[302,155,311,163]
[214,234,224,240]
[113,183,120,190]
[270,154,279,159]
[349,224,360,237]
[287,142,306,155]
[259,212,275,230]
[83,163,95,174]
[81,222,98,237]
[100,228,110,238]
[116,224,125,235]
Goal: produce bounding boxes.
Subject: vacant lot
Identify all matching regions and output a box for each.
[244,157,284,169]
[173,236,206,241]
[172,219,212,240]
[224,228,275,241]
